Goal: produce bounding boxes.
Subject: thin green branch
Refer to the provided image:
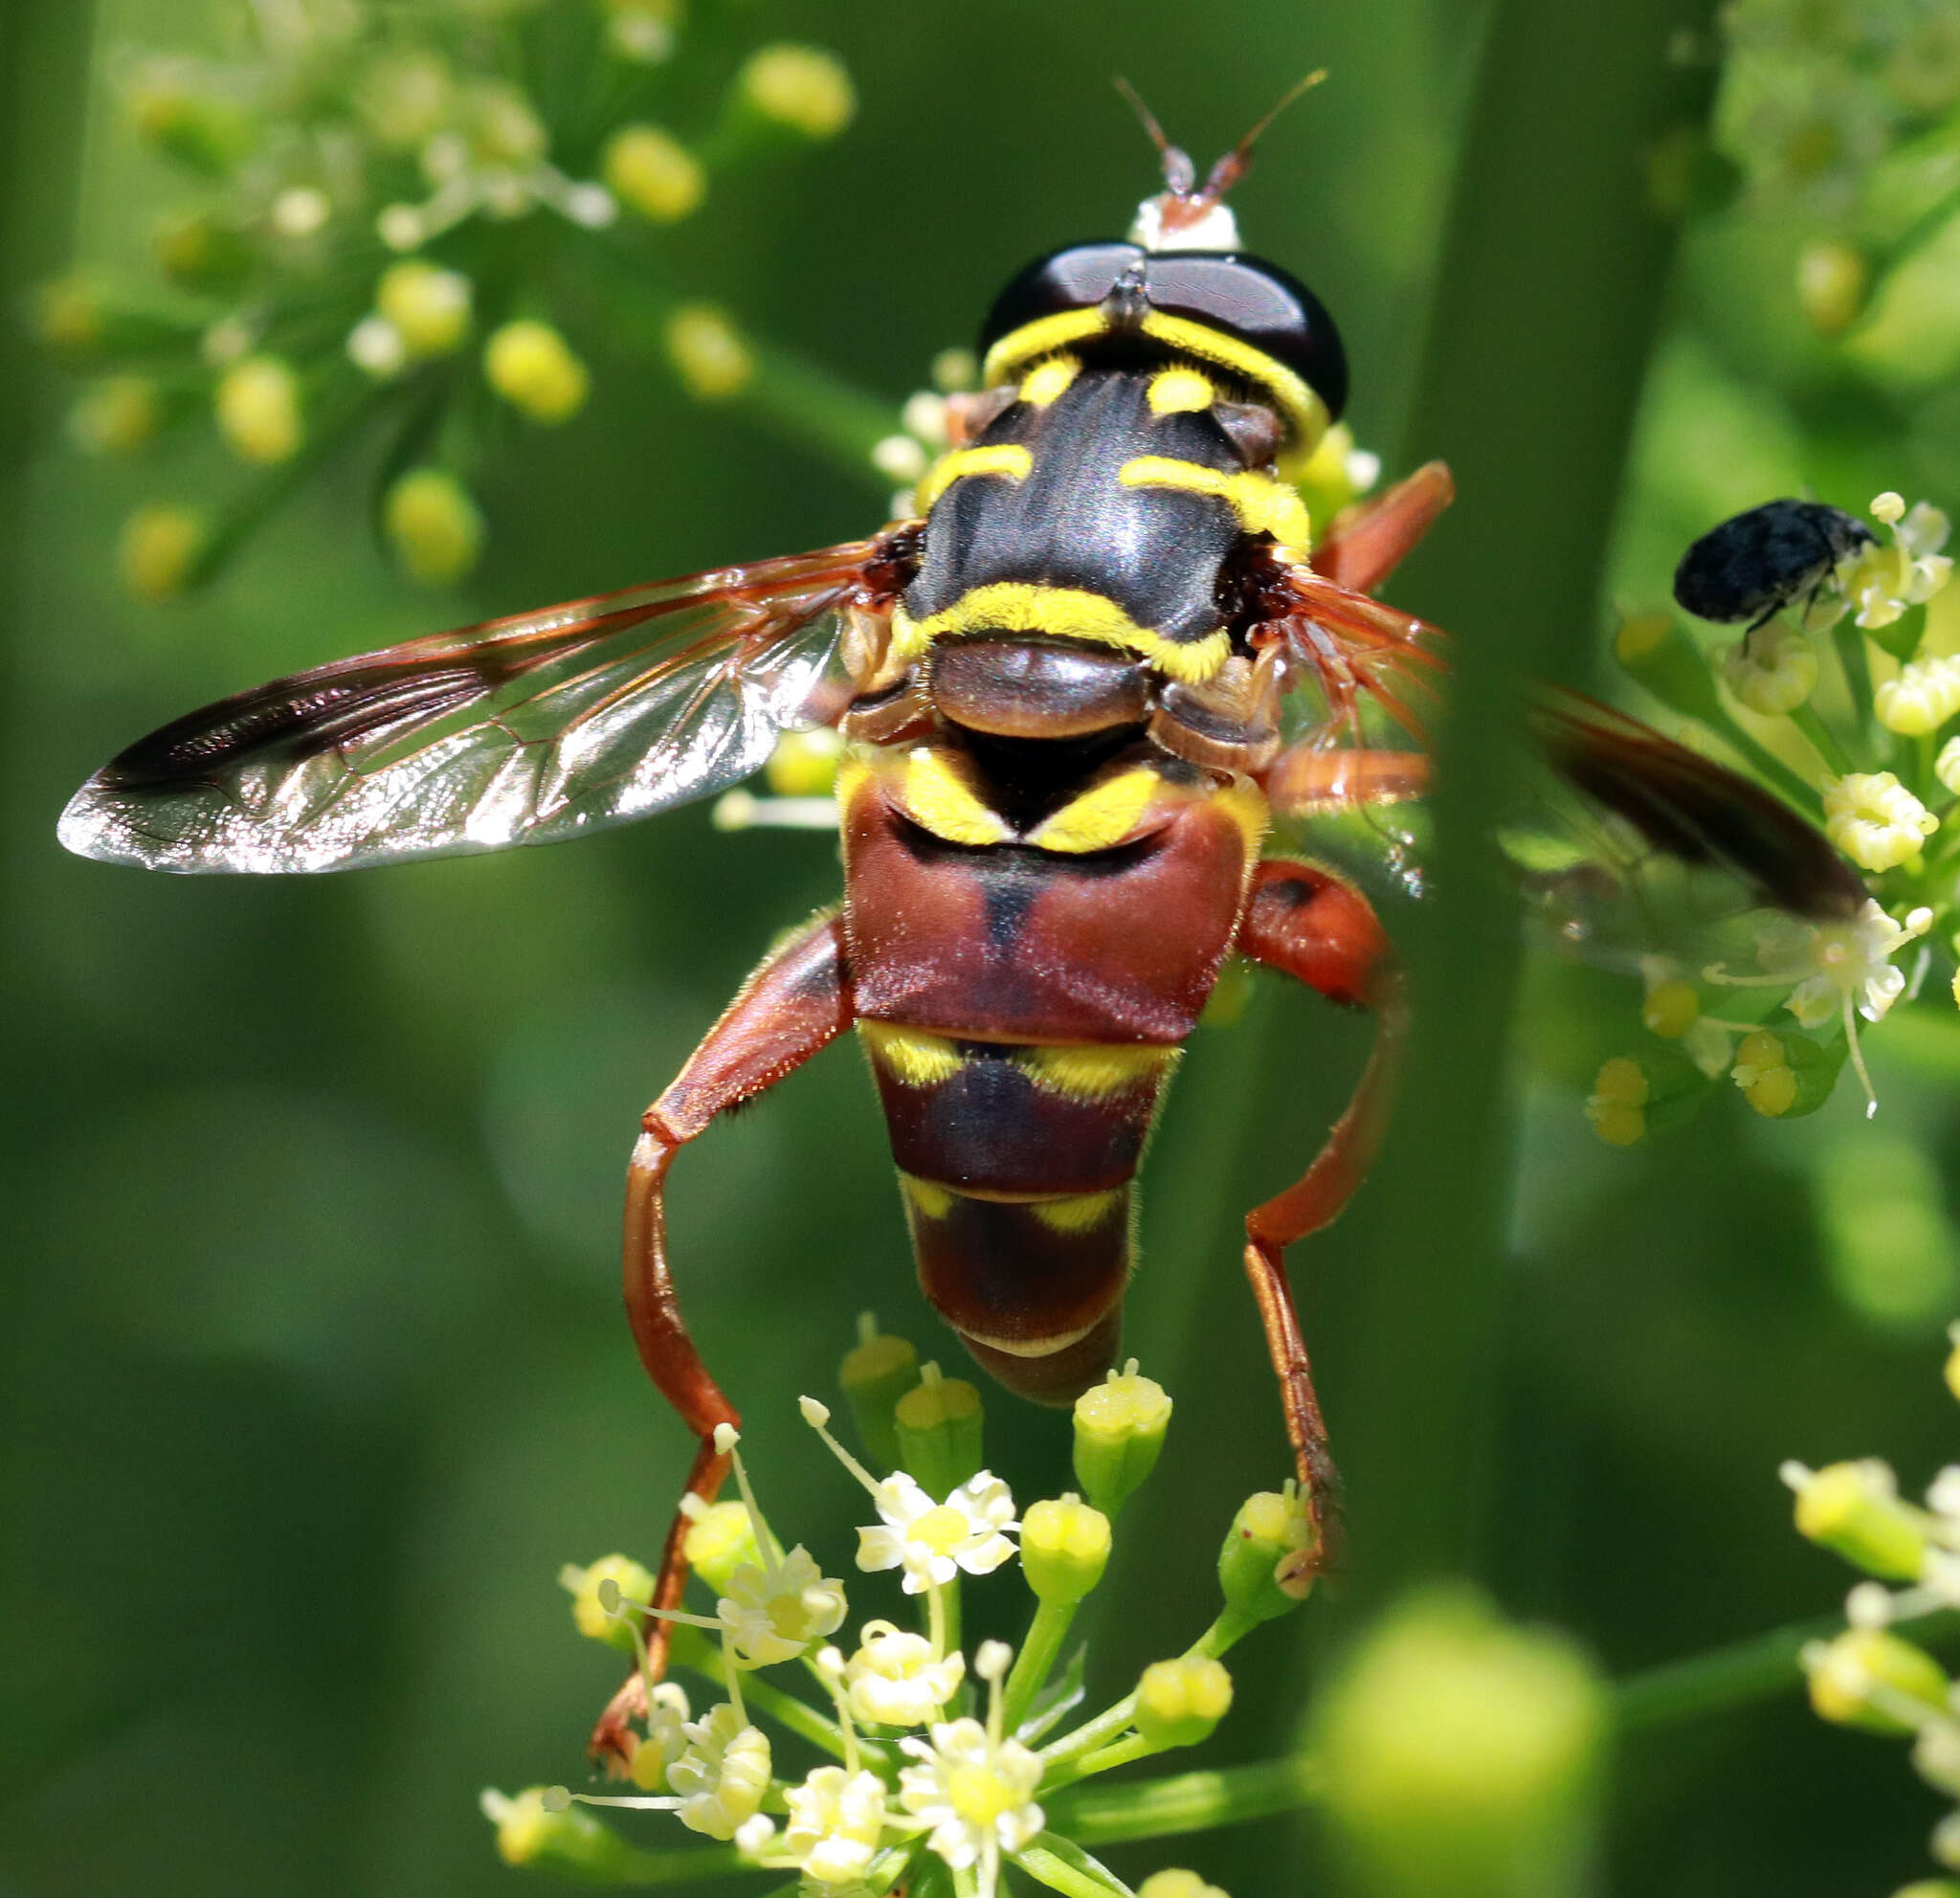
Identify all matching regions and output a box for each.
[1045,1757,1324,1848]
[1014,1834,1137,1898]
[1613,1605,1960,1732]
[1004,1597,1079,1735]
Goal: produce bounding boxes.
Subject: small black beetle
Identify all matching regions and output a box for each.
[1673,498,1874,628]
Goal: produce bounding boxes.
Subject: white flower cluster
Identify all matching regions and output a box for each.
[1785,1333,1960,1879]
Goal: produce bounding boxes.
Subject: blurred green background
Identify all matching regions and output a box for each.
[9,0,1960,1893]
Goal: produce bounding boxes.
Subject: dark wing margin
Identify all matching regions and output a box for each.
[59,536,900,874]
[1260,558,1864,932]
[1526,690,1863,921]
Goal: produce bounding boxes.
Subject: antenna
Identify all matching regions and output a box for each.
[1121,69,1328,250]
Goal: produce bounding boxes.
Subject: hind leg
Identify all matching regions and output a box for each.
[590,911,854,1765]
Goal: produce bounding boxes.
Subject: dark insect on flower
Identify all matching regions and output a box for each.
[59,78,1875,1773]
[1672,497,1876,628]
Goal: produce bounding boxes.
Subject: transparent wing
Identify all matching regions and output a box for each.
[1258,564,1865,949]
[60,537,897,874]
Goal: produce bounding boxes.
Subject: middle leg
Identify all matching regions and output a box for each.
[1235,859,1406,1576]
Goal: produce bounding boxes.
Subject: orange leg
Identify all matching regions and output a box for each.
[590,910,854,1766]
[1236,859,1407,1576]
[1310,459,1455,593]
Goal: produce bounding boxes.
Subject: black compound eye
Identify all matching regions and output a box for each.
[977,241,1348,423]
[978,242,1144,359]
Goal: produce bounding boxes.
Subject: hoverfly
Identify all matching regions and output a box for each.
[59,92,1863,1764]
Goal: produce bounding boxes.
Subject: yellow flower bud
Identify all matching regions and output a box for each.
[894,1362,984,1499]
[739,45,856,140]
[1876,655,1960,736]
[1720,621,1817,716]
[1312,1589,1606,1898]
[356,50,453,150]
[1804,1626,1949,1733]
[1217,1485,1314,1619]
[604,0,681,64]
[215,355,303,464]
[1584,1057,1649,1147]
[376,260,473,356]
[665,304,753,401]
[34,276,103,355]
[558,1553,656,1650]
[1021,1494,1112,1604]
[681,1499,762,1597]
[153,210,250,290]
[484,320,590,424]
[118,503,208,601]
[1135,1656,1234,1749]
[1787,1458,1932,1579]
[764,726,842,797]
[605,124,705,223]
[1937,735,1960,797]
[1946,1325,1960,1403]
[464,78,546,167]
[479,1788,661,1881]
[1073,1361,1172,1516]
[1823,770,1938,872]
[1641,980,1700,1039]
[1137,1874,1228,1898]
[69,376,163,457]
[384,469,484,585]
[1795,239,1868,337]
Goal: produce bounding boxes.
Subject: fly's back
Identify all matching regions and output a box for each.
[834,234,1353,1401]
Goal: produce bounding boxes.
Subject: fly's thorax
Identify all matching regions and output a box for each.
[890,358,1310,711]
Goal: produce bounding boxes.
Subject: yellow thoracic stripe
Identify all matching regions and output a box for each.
[913,443,1033,517]
[1118,455,1312,555]
[981,308,1327,448]
[1147,366,1215,413]
[858,1020,965,1088]
[1019,1041,1179,1099]
[1018,354,1080,407]
[889,583,1231,685]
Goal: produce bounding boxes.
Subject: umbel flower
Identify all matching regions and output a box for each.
[1590,490,1959,1139]
[36,0,885,596]
[480,1346,1357,1897]
[1784,1329,1960,1886]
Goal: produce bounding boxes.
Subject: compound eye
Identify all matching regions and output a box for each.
[1142,253,1348,422]
[977,242,1141,359]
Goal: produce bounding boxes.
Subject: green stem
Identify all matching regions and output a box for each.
[590,1841,748,1886]
[1038,1609,1248,1773]
[1614,1605,1960,1731]
[1791,702,1855,776]
[1069,1733,1156,1778]
[1003,1597,1079,1734]
[194,374,395,588]
[1045,1757,1324,1847]
[1014,1834,1138,1898]
[1834,622,1877,739]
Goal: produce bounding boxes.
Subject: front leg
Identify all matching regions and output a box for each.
[591,909,854,1765]
[1235,860,1407,1578]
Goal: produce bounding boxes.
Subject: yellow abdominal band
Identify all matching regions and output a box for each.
[1118,456,1312,559]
